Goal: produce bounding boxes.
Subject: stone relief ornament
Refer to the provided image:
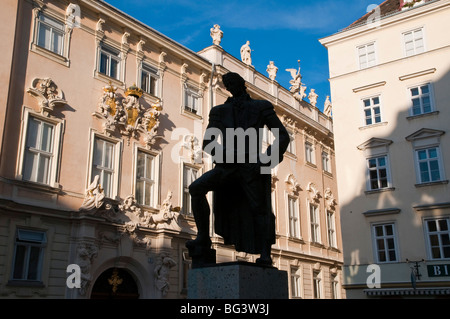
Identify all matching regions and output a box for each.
[183,134,202,164]
[324,188,337,210]
[94,83,163,148]
[307,182,322,203]
[149,191,181,231]
[27,77,68,116]
[154,251,177,297]
[79,180,182,233]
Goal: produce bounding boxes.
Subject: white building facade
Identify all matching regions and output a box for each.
[320,0,450,298]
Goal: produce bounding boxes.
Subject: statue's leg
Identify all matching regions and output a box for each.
[186,167,224,267]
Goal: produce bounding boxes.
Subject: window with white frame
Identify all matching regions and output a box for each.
[305,141,315,164]
[19,112,63,188]
[362,96,382,126]
[410,83,433,116]
[367,155,390,190]
[416,147,444,183]
[290,267,302,298]
[358,42,376,69]
[99,45,121,80]
[310,203,320,243]
[425,218,450,259]
[141,64,159,97]
[288,196,300,238]
[22,116,55,185]
[313,270,322,299]
[373,223,398,263]
[184,85,201,115]
[91,136,119,198]
[135,151,157,208]
[36,13,65,56]
[327,210,337,248]
[286,130,296,155]
[182,164,199,215]
[331,274,339,299]
[12,229,46,281]
[181,250,192,294]
[404,28,424,57]
[322,151,331,173]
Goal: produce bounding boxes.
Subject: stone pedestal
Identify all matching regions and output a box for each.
[187,262,288,299]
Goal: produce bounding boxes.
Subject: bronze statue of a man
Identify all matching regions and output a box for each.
[186,72,289,267]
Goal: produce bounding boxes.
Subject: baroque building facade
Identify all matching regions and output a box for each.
[320,0,450,298]
[0,0,343,299]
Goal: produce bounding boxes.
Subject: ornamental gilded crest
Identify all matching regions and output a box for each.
[94,82,162,148]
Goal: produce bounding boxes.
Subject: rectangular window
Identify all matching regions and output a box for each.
[288,196,300,238]
[367,156,389,190]
[183,165,199,215]
[358,43,376,69]
[373,223,398,263]
[305,142,315,164]
[404,28,424,56]
[363,96,381,126]
[99,45,120,80]
[426,218,450,259]
[310,203,320,243]
[92,137,116,198]
[417,147,442,183]
[12,229,46,281]
[141,65,159,96]
[184,87,200,114]
[135,151,156,207]
[22,116,55,185]
[322,151,331,173]
[287,131,296,155]
[410,84,432,116]
[181,251,192,294]
[313,271,322,299]
[327,210,337,248]
[331,276,339,299]
[37,13,64,56]
[290,267,302,298]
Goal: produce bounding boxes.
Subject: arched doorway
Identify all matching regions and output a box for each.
[90,267,140,299]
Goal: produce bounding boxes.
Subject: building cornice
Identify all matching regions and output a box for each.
[319,0,448,47]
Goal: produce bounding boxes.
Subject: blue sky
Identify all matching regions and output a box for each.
[104,0,383,112]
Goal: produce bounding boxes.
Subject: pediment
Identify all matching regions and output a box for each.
[405,128,445,141]
[357,138,393,151]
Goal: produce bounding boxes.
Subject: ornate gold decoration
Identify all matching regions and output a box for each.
[125,83,143,98]
[108,268,123,293]
[94,83,163,148]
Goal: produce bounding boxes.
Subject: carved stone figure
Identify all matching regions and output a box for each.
[79,175,105,211]
[240,41,252,65]
[266,61,278,81]
[154,252,177,297]
[210,24,223,46]
[76,242,98,296]
[186,72,290,267]
[286,63,302,94]
[324,96,333,117]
